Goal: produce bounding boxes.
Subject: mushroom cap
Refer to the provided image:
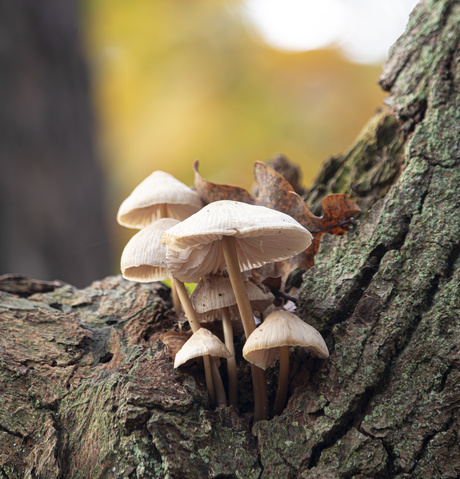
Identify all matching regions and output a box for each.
[174,328,232,368]
[196,307,241,324]
[117,171,204,228]
[162,200,312,273]
[165,241,225,283]
[242,310,329,370]
[121,218,180,282]
[191,274,274,317]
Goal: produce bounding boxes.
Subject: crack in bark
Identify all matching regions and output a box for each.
[444,244,460,282]
[321,228,410,339]
[0,424,25,439]
[0,467,12,479]
[307,391,374,470]
[408,411,458,476]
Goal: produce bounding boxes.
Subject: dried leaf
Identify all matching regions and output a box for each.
[194,160,256,205]
[254,161,307,218]
[160,330,192,360]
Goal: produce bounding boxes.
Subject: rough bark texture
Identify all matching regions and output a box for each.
[1,0,460,477]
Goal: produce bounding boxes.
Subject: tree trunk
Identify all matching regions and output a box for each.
[0,0,111,288]
[1,0,459,478]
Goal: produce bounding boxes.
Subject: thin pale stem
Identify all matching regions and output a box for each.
[211,357,228,407]
[221,235,268,422]
[159,203,168,218]
[273,346,289,417]
[174,278,216,407]
[170,277,182,315]
[222,307,238,411]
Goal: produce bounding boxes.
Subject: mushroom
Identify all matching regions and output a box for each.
[190,273,274,410]
[120,217,225,406]
[117,170,204,229]
[243,310,329,417]
[175,328,231,407]
[162,200,312,421]
[121,217,183,314]
[175,328,231,367]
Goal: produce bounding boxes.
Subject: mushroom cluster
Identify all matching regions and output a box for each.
[117,166,332,422]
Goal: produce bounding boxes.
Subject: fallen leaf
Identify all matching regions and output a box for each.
[160,330,192,359]
[194,160,256,205]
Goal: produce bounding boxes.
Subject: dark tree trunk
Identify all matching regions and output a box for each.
[1,0,459,478]
[0,0,111,288]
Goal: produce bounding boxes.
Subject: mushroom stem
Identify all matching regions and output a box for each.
[159,203,168,218]
[170,277,182,315]
[273,345,290,417]
[222,306,238,411]
[174,278,217,407]
[210,357,228,407]
[221,235,268,421]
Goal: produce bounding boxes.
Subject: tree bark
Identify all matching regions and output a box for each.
[0,0,111,288]
[1,0,460,478]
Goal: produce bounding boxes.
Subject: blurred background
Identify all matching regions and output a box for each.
[0,0,418,288]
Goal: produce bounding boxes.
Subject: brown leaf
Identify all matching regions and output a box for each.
[254,161,307,218]
[194,160,256,205]
[160,330,192,360]
[299,193,361,235]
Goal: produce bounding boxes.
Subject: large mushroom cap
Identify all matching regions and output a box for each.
[242,310,329,370]
[117,171,204,228]
[162,200,312,273]
[121,218,180,282]
[174,328,232,368]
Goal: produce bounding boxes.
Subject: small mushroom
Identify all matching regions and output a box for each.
[243,310,329,417]
[175,328,231,368]
[175,328,231,407]
[117,170,204,228]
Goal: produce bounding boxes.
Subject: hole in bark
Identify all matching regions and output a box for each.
[99,352,113,364]
[445,244,460,282]
[49,303,62,311]
[157,287,171,302]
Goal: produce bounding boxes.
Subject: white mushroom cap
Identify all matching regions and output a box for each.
[121,218,180,282]
[174,328,232,368]
[162,200,312,272]
[165,242,225,283]
[242,311,329,370]
[191,274,274,315]
[117,171,204,228]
